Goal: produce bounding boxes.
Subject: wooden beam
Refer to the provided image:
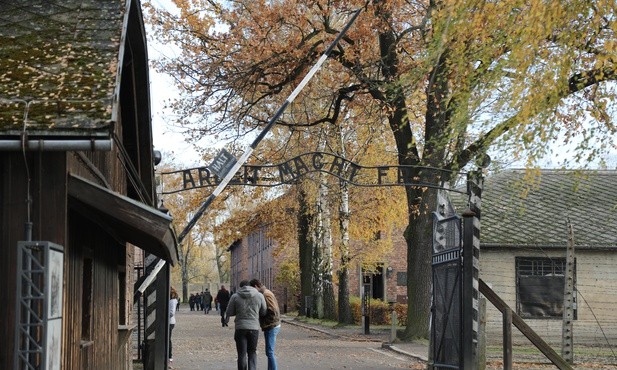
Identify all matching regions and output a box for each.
[479,279,573,370]
[67,174,177,264]
[503,307,512,370]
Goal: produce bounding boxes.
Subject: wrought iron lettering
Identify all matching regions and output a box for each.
[160,152,463,194]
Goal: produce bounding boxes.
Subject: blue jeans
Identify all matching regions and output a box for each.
[234,329,259,370]
[169,324,175,359]
[264,325,280,370]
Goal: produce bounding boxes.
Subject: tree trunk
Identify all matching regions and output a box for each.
[401,47,451,339]
[182,278,188,303]
[320,174,336,320]
[334,116,353,324]
[181,260,189,302]
[402,187,436,340]
[312,172,326,319]
[181,237,190,302]
[337,179,353,324]
[376,8,450,337]
[312,238,324,319]
[297,184,314,317]
[215,246,227,284]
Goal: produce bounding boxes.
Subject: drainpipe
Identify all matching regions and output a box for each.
[0,139,112,151]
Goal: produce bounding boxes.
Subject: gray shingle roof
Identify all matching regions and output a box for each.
[0,0,125,136]
[456,169,617,248]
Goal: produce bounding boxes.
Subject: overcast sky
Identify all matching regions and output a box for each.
[146,0,205,167]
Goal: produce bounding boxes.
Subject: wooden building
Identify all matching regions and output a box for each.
[0,1,178,369]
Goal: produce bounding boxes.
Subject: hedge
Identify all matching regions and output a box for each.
[348,296,407,326]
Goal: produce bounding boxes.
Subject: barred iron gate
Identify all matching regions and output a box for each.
[134,254,170,370]
[431,213,463,369]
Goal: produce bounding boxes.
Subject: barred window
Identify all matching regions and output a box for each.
[516,257,576,319]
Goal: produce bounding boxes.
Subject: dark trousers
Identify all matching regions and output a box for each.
[169,324,175,359]
[220,305,228,326]
[234,329,259,370]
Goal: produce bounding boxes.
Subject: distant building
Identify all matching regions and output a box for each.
[228,225,280,299]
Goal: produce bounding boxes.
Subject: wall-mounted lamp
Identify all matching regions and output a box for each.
[153,150,162,166]
[386,266,393,278]
[475,154,491,169]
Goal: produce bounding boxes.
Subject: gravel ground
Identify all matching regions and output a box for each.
[160,309,424,369]
[132,309,617,370]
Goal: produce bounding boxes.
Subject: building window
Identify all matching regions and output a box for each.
[516,257,576,319]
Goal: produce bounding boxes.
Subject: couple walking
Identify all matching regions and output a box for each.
[226,279,281,370]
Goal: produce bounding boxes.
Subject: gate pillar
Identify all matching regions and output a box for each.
[462,169,484,369]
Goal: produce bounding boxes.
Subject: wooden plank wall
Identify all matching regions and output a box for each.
[0,149,131,370]
[65,211,123,369]
[0,152,67,369]
[65,147,131,370]
[0,153,21,369]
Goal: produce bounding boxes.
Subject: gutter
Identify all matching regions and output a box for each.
[0,139,112,151]
[482,243,617,251]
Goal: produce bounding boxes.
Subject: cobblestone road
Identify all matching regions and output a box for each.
[169,308,424,370]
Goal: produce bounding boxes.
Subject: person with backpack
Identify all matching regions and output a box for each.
[250,279,281,370]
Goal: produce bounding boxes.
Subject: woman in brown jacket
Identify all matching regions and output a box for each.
[249,279,281,370]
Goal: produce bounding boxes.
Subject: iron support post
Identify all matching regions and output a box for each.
[362,284,371,335]
[462,209,476,370]
[462,169,483,369]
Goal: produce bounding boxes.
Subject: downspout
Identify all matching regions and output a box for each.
[0,139,112,151]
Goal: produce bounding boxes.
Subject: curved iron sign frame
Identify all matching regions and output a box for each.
[160,151,467,195]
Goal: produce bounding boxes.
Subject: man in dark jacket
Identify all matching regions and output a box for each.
[216,285,231,326]
[203,289,213,314]
[250,279,281,370]
[226,280,267,370]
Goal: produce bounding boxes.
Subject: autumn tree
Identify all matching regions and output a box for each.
[146,0,617,338]
[264,101,400,321]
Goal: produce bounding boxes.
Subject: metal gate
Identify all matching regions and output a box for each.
[431,212,463,369]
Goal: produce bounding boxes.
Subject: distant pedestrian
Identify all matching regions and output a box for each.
[216,285,231,327]
[226,280,267,370]
[169,287,179,365]
[189,293,196,311]
[204,289,213,314]
[196,292,203,311]
[250,279,281,370]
